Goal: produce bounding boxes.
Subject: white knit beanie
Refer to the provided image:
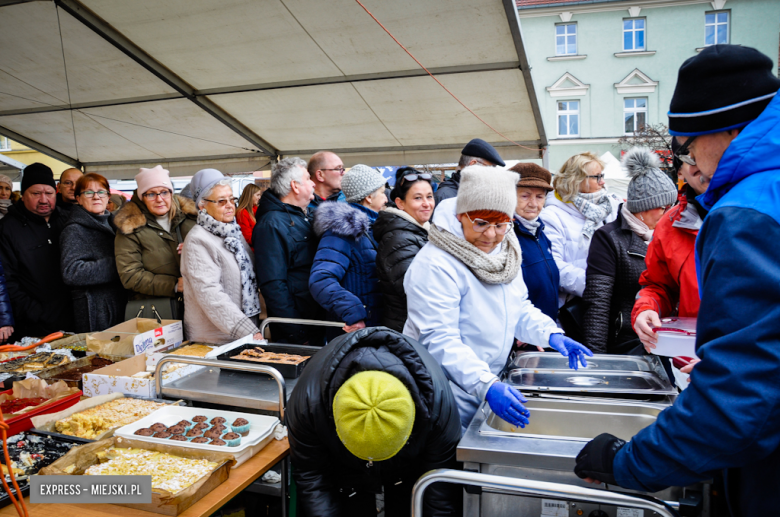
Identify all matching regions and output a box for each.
[455,165,519,218]
[342,164,386,203]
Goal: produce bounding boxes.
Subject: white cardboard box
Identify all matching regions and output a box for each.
[87,318,184,357]
[82,354,203,398]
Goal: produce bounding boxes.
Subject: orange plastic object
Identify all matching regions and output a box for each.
[0,332,64,354]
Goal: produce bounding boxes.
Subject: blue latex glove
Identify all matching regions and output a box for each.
[549,333,593,370]
[485,381,530,428]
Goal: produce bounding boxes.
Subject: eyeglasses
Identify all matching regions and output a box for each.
[401,173,432,183]
[81,190,109,199]
[142,190,172,200]
[464,213,512,235]
[675,136,697,166]
[202,197,237,207]
[321,167,345,173]
[587,174,605,182]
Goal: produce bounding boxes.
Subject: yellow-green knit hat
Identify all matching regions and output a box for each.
[333,371,415,461]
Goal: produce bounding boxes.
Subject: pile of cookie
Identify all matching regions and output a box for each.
[134,415,250,447]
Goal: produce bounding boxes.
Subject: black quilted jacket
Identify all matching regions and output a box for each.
[582,207,648,353]
[373,209,429,332]
[287,327,461,517]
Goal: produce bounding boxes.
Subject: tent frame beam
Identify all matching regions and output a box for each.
[0,124,82,168]
[54,0,279,159]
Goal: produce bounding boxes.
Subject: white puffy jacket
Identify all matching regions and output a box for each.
[403,198,562,430]
[540,191,621,307]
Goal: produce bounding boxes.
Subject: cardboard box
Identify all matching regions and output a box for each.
[82,354,203,398]
[40,436,236,516]
[86,318,184,357]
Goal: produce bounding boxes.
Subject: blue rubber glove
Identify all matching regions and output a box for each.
[485,382,530,428]
[549,333,593,370]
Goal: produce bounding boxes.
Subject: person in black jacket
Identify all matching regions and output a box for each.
[0,163,72,340]
[55,167,82,216]
[60,173,126,333]
[374,167,434,331]
[0,259,14,343]
[433,138,505,207]
[253,157,325,344]
[582,148,678,354]
[287,327,461,517]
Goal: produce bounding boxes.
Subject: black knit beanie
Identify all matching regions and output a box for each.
[21,163,56,193]
[668,45,780,136]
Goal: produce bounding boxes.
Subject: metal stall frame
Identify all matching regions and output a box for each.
[411,469,680,517]
[154,356,288,516]
[257,317,346,339]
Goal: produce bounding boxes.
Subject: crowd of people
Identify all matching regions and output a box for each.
[0,43,776,516]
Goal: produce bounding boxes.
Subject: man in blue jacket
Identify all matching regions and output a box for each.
[574,45,780,516]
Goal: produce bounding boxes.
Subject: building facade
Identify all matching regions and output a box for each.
[517,0,780,173]
[1,137,73,180]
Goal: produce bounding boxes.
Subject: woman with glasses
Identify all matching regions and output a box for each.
[581,148,678,354]
[309,164,387,336]
[236,183,263,251]
[404,166,591,433]
[180,169,262,344]
[60,173,127,332]
[374,167,435,331]
[540,152,622,337]
[114,165,197,317]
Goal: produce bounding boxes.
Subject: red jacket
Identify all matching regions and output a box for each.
[237,206,257,250]
[631,191,702,327]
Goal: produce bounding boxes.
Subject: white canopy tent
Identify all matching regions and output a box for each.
[0,0,545,178]
[600,151,629,201]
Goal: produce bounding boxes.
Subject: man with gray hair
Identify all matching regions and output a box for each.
[253,158,324,344]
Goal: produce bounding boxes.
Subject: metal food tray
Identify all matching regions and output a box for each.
[35,354,126,390]
[512,352,659,372]
[507,369,677,396]
[0,353,74,389]
[115,406,279,468]
[31,396,186,444]
[216,343,319,378]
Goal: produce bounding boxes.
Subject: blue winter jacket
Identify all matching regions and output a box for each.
[613,92,780,517]
[309,203,382,327]
[513,217,560,321]
[0,258,14,328]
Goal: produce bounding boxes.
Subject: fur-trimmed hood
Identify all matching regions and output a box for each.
[114,192,197,235]
[313,201,371,238]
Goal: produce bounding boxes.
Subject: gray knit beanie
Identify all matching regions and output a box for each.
[455,165,519,218]
[342,164,386,203]
[623,147,678,213]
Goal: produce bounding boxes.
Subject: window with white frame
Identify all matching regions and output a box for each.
[555,24,577,56]
[705,12,729,45]
[0,137,9,151]
[557,101,580,137]
[624,98,648,134]
[623,19,645,51]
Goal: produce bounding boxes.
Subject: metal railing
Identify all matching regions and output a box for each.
[258,317,346,339]
[411,469,679,517]
[153,356,287,421]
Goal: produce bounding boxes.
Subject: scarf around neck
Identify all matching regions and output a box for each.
[0,199,11,216]
[197,211,261,318]
[428,223,521,284]
[572,189,614,240]
[621,204,653,242]
[515,214,541,235]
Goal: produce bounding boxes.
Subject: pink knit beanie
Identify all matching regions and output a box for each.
[135,165,173,196]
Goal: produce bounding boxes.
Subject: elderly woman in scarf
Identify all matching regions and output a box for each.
[0,175,13,220]
[540,152,622,310]
[181,169,262,344]
[404,166,592,433]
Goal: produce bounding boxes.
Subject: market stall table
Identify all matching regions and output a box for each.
[0,437,288,517]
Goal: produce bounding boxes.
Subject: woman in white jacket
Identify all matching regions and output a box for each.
[404,166,592,432]
[540,152,622,307]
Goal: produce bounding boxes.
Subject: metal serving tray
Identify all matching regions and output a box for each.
[507,369,677,396]
[511,352,658,372]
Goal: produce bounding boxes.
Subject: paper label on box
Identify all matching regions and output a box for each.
[617,508,643,517]
[541,499,567,516]
[133,321,183,355]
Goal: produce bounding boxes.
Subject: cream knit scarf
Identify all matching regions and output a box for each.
[428,224,521,284]
[621,204,653,242]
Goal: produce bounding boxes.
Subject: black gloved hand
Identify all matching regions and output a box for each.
[574,433,626,485]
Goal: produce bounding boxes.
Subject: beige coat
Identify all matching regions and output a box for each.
[181,224,259,344]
